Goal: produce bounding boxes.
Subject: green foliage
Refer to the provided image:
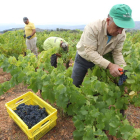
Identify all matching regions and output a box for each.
[0,30,26,58]
[0,30,140,139]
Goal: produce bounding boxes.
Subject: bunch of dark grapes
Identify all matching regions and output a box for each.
[14,103,48,129]
[118,73,127,86]
[50,54,57,68]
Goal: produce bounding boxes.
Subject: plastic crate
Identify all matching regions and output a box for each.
[5,91,57,140]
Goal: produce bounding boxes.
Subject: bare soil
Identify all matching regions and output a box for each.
[0,68,140,140]
[0,68,75,140]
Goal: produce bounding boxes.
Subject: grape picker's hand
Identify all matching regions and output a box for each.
[27,35,32,39]
[107,63,122,77]
[56,53,61,57]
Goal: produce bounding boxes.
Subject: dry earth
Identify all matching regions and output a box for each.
[0,68,75,140]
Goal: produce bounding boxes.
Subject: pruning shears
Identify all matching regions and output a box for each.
[118,68,128,86]
[118,68,124,75]
[118,68,127,75]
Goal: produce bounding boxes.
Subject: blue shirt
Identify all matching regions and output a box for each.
[107,35,112,44]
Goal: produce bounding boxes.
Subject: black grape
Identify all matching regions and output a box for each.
[14,103,48,129]
[118,73,127,86]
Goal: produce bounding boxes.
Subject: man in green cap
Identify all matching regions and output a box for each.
[71,4,135,87]
[43,37,68,67]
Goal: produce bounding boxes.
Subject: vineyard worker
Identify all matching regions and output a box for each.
[23,17,38,57]
[43,37,68,67]
[71,4,135,87]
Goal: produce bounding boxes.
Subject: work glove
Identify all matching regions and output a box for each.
[27,35,32,39]
[118,68,127,86]
[24,34,26,38]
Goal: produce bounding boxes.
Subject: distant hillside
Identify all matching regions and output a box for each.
[133,21,140,30]
[36,25,85,30]
[0,21,139,33]
[0,24,86,33]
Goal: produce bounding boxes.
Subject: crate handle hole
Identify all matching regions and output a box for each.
[16,99,24,104]
[41,120,49,127]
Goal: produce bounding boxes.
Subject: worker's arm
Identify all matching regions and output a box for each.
[56,53,61,57]
[31,29,36,37]
[27,24,36,39]
[108,35,126,77]
[24,30,26,38]
[80,25,122,77]
[112,35,126,67]
[80,25,110,69]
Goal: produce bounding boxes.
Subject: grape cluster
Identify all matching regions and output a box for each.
[118,73,127,86]
[14,103,48,129]
[50,54,57,68]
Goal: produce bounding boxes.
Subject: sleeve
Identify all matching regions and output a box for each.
[83,25,110,69]
[112,36,126,67]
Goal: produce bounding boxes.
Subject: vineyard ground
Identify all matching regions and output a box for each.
[0,68,75,140]
[0,68,140,140]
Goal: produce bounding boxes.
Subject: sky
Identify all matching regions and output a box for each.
[0,0,139,25]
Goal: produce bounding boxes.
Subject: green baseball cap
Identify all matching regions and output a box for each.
[109,4,135,28]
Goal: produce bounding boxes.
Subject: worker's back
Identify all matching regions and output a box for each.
[43,37,66,51]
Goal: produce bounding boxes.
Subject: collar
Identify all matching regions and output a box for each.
[103,19,118,41]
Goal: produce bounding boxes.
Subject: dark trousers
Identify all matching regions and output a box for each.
[71,52,95,87]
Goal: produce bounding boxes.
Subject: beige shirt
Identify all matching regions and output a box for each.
[77,19,126,69]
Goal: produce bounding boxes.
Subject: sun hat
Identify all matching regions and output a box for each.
[109,4,135,28]
[61,42,68,51]
[23,17,28,22]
